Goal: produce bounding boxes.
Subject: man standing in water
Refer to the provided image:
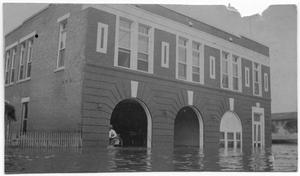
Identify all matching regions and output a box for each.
[109,125,117,145]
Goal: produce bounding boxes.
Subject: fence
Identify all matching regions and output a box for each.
[6,130,82,148]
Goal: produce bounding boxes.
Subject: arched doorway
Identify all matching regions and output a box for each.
[174,106,204,149]
[110,98,152,148]
[219,111,242,151]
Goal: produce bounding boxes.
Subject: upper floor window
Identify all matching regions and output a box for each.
[10,48,16,83]
[232,55,241,91]
[117,18,132,68]
[221,51,229,88]
[264,73,269,92]
[209,56,216,79]
[26,38,33,78]
[19,42,26,80]
[253,62,262,96]
[161,41,169,68]
[96,22,108,53]
[5,51,10,85]
[192,42,201,82]
[137,24,150,72]
[177,37,188,80]
[57,19,67,69]
[245,67,250,87]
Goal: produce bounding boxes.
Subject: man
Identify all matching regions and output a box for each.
[109,125,117,145]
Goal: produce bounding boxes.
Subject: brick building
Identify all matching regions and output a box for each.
[4,4,271,153]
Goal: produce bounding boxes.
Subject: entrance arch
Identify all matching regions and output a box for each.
[110,98,152,148]
[174,106,204,149]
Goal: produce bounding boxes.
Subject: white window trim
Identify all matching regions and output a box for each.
[18,43,26,80]
[96,22,108,53]
[253,62,262,96]
[26,39,33,78]
[56,14,69,70]
[5,41,18,51]
[192,41,202,83]
[220,51,231,90]
[209,56,216,79]
[19,31,36,44]
[264,73,269,92]
[245,67,250,87]
[252,105,265,148]
[5,51,10,85]
[114,15,154,74]
[21,97,30,103]
[10,48,16,84]
[232,55,242,92]
[57,13,70,23]
[161,41,169,68]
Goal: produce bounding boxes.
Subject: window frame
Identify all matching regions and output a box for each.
[253,62,262,96]
[5,51,11,85]
[18,42,26,80]
[10,47,17,83]
[177,36,188,80]
[20,97,30,135]
[96,22,108,53]
[56,13,70,71]
[221,51,230,89]
[245,67,250,87]
[26,38,33,78]
[114,16,154,74]
[264,73,269,92]
[137,23,151,72]
[192,41,202,83]
[161,41,169,68]
[232,55,241,92]
[209,56,216,79]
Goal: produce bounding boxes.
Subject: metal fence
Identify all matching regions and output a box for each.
[6,130,82,148]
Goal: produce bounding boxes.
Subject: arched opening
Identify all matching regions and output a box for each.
[174,106,203,149]
[110,98,152,148]
[219,111,242,151]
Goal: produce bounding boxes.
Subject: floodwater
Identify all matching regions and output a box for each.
[5,144,297,173]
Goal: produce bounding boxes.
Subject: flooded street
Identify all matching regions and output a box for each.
[5,144,297,173]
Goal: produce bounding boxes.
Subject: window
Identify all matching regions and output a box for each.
[245,67,250,87]
[192,42,201,82]
[220,112,242,151]
[26,39,33,78]
[137,24,150,72]
[20,98,30,135]
[177,37,188,80]
[161,41,169,68]
[57,19,67,69]
[118,18,132,68]
[96,22,108,53]
[252,106,265,148]
[221,51,229,88]
[10,48,16,83]
[264,73,269,92]
[253,62,262,96]
[5,51,10,85]
[19,43,26,80]
[209,56,215,79]
[232,55,241,91]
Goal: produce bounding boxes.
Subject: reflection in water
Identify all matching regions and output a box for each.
[5,144,297,173]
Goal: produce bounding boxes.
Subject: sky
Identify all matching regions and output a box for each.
[1,0,299,113]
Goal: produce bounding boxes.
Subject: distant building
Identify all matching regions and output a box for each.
[4,4,271,153]
[272,112,297,143]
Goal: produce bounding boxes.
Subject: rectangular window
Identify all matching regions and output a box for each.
[57,19,67,69]
[96,22,108,53]
[10,48,16,83]
[264,73,269,92]
[137,24,150,72]
[178,37,188,80]
[26,39,33,78]
[209,56,215,79]
[5,51,10,85]
[253,62,261,96]
[21,98,30,135]
[221,51,229,88]
[161,41,169,68]
[118,18,132,68]
[232,55,240,91]
[245,67,250,87]
[19,43,26,80]
[192,41,201,82]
